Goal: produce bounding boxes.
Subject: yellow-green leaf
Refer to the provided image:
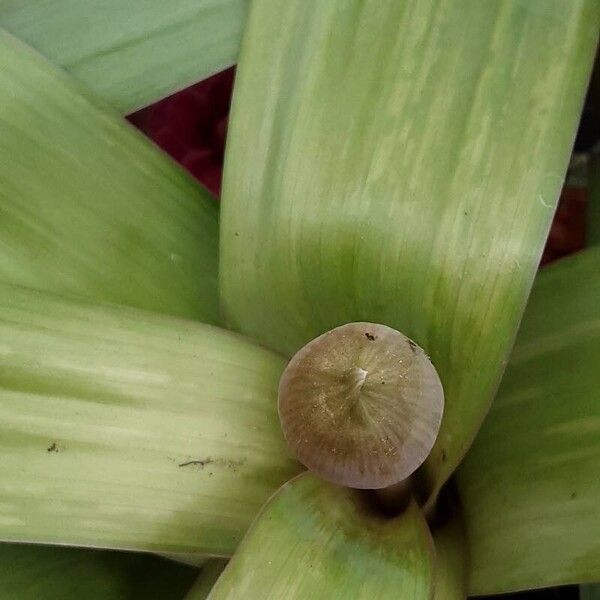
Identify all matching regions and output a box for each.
[457,247,600,594]
[204,473,434,599]
[0,283,301,554]
[219,0,598,501]
[0,29,219,323]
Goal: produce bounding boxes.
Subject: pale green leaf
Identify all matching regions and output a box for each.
[186,560,228,600]
[219,0,598,501]
[0,0,247,113]
[204,473,434,599]
[0,29,219,323]
[457,247,600,595]
[0,283,301,554]
[0,542,198,599]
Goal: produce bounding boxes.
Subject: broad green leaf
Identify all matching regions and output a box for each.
[589,153,600,245]
[186,560,228,599]
[219,0,598,501]
[205,473,434,599]
[0,283,301,554]
[433,512,467,600]
[0,30,219,323]
[0,0,247,113]
[0,542,198,599]
[456,247,600,595]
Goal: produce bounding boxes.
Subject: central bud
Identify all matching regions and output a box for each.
[278,322,444,489]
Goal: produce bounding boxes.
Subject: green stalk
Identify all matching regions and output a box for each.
[185,560,228,599]
[203,473,434,599]
[457,247,600,594]
[0,29,219,323]
[433,512,467,599]
[220,0,598,501]
[0,0,248,113]
[0,283,301,554]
